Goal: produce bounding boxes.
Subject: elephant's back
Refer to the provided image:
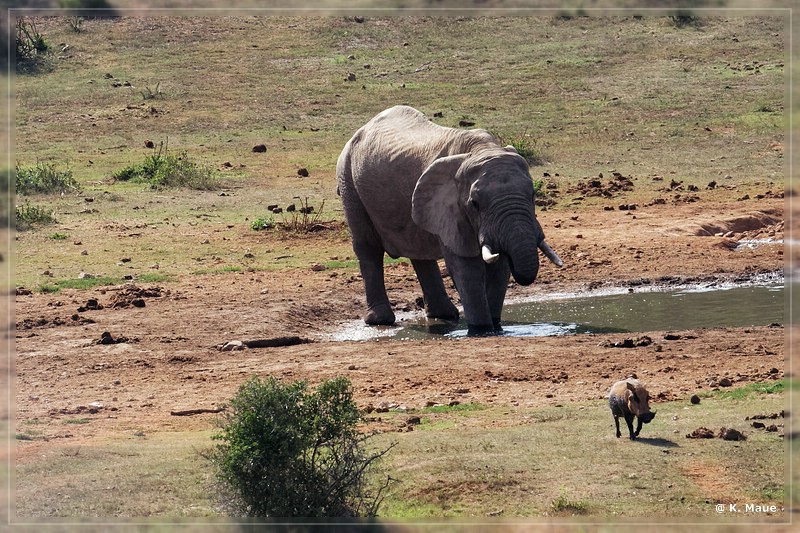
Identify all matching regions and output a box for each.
[346,107,447,259]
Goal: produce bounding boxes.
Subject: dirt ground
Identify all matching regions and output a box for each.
[13,196,789,457]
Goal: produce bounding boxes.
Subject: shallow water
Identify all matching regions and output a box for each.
[332,275,787,341]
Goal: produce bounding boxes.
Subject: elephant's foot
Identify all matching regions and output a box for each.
[425,300,459,321]
[467,323,502,337]
[364,303,395,326]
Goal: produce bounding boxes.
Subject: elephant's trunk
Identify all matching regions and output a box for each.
[505,235,540,286]
[485,204,541,286]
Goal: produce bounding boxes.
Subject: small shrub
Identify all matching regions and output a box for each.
[113,142,218,190]
[16,18,50,73]
[140,82,162,100]
[15,201,56,230]
[550,490,588,516]
[250,216,275,231]
[262,196,328,233]
[205,376,394,518]
[50,232,68,240]
[67,16,84,33]
[496,132,547,166]
[669,13,702,29]
[16,162,80,195]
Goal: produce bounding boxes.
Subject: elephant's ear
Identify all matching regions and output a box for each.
[412,153,479,257]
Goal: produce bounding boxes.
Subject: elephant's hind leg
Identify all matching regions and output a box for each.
[352,232,395,326]
[410,259,459,321]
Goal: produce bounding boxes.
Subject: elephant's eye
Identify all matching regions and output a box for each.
[470,199,479,210]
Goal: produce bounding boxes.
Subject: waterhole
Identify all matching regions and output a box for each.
[332,273,786,341]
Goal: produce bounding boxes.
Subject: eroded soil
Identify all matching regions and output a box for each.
[13,197,789,457]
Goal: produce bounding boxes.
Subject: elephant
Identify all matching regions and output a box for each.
[336,105,562,336]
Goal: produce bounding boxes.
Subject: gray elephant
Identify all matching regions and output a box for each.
[336,105,561,336]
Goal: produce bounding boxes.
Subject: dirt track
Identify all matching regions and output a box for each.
[14,197,788,456]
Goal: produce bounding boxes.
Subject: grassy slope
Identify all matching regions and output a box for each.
[13,16,786,289]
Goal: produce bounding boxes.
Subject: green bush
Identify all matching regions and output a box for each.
[16,162,80,196]
[206,376,393,518]
[16,17,50,73]
[15,201,56,230]
[114,143,218,190]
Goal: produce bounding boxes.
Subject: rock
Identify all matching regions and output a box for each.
[297,167,309,177]
[98,331,128,345]
[718,377,733,387]
[766,424,778,432]
[219,340,245,352]
[144,140,155,148]
[752,421,765,429]
[690,394,701,405]
[78,272,94,279]
[719,427,746,441]
[406,415,421,426]
[252,144,267,153]
[78,298,103,312]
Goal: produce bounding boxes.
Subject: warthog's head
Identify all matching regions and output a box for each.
[626,380,656,423]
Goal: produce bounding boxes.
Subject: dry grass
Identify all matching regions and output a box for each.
[11,15,786,288]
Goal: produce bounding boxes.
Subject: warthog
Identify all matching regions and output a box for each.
[609,378,656,440]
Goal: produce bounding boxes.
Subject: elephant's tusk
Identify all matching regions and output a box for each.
[481,245,500,264]
[539,240,563,267]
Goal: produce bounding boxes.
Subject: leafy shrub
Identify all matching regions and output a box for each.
[16,162,80,195]
[206,376,394,518]
[113,142,218,190]
[16,18,49,73]
[15,201,56,230]
[250,216,275,231]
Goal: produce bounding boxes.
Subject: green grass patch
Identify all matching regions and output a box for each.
[422,402,486,414]
[63,418,91,425]
[135,272,173,283]
[702,380,786,400]
[49,232,68,240]
[38,275,121,293]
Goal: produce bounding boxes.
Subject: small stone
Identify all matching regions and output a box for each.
[718,377,733,387]
[219,340,245,352]
[690,394,701,405]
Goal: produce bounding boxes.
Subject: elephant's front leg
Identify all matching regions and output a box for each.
[441,249,495,335]
[485,258,511,330]
[410,258,459,321]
